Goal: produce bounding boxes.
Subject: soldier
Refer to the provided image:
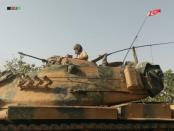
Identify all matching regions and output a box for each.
[73,44,88,60]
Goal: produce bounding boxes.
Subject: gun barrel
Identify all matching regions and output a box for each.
[91,54,105,63]
[18,52,47,62]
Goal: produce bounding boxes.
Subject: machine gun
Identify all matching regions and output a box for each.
[18,52,48,63]
[91,42,174,63]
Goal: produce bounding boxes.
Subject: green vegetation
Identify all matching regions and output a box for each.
[143,69,174,103]
[3,56,39,76]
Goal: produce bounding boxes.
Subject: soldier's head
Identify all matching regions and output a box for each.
[73,44,83,54]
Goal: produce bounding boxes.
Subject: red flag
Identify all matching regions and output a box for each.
[147,9,161,16]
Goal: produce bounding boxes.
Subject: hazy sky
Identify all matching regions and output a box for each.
[0,0,174,71]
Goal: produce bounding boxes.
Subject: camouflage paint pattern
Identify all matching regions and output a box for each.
[0,57,164,120]
[120,103,172,120]
[8,106,117,119]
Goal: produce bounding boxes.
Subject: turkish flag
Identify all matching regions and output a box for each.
[147,9,161,16]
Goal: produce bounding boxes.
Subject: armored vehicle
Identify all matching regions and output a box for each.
[0,48,173,130]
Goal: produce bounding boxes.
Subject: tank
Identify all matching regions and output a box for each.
[1,51,171,130]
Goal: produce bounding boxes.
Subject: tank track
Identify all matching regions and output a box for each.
[1,120,174,130]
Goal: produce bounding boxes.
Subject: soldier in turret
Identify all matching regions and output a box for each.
[73,44,88,60]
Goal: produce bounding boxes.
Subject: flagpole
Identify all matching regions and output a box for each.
[122,15,148,65]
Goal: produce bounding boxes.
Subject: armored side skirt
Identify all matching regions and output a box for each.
[7,106,117,120]
[4,103,174,120]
